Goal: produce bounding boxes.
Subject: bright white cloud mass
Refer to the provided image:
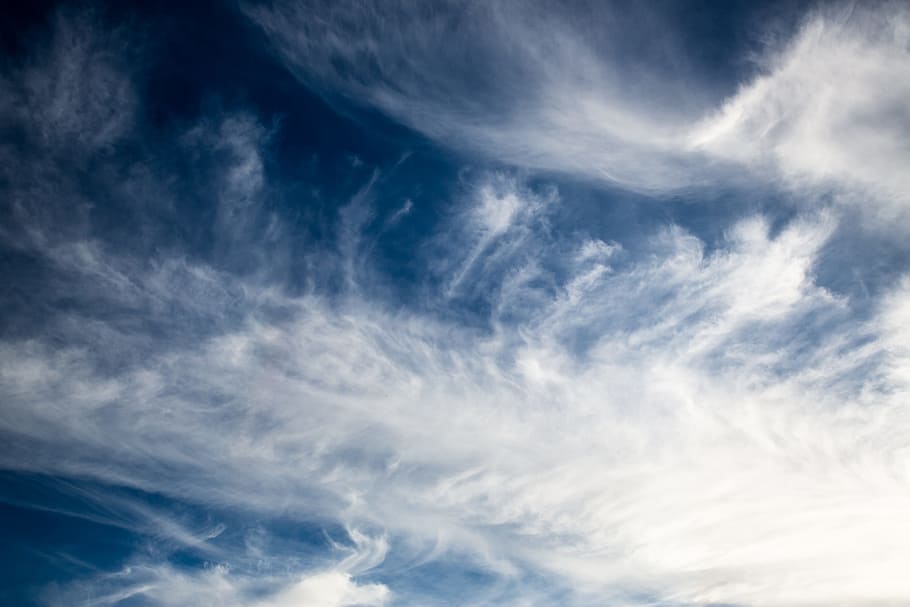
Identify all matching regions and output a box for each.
[1,2,909,607]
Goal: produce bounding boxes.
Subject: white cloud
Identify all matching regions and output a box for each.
[5,176,910,605]
[245,0,702,191]
[4,7,910,606]
[443,173,553,298]
[250,1,910,220]
[690,3,910,219]
[258,572,388,607]
[44,565,389,607]
[39,521,390,607]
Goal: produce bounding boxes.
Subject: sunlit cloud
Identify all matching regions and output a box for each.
[251,0,910,219]
[2,3,910,607]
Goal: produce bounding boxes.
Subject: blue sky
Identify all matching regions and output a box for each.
[2,1,910,605]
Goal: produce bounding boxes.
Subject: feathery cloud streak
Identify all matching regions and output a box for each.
[1,4,910,607]
[251,0,910,218]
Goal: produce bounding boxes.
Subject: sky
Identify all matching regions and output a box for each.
[1,1,910,605]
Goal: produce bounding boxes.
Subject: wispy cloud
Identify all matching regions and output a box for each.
[4,167,910,604]
[690,3,910,221]
[2,4,910,607]
[43,549,390,607]
[250,0,910,222]
[244,0,704,191]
